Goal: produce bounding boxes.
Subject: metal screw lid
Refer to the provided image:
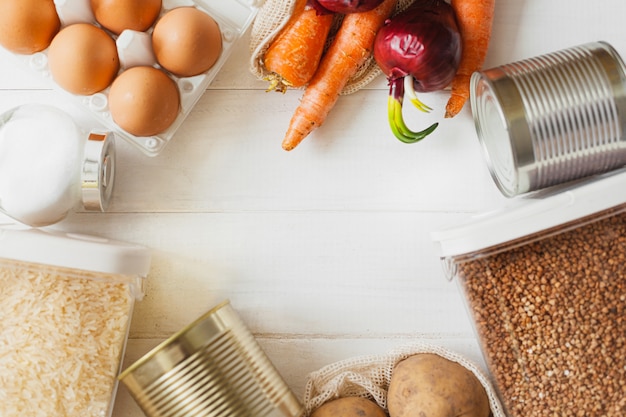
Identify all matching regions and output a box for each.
[81,131,115,211]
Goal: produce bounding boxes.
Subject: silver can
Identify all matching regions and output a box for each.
[470,41,626,197]
[118,300,304,417]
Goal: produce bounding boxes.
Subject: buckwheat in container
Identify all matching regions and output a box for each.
[431,170,626,417]
[0,227,151,417]
[119,300,304,417]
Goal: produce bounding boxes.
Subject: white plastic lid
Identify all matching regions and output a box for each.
[432,169,626,258]
[0,226,151,278]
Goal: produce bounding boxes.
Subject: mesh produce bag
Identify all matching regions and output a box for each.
[302,342,506,417]
[249,0,416,95]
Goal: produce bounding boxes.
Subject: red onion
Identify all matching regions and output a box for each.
[373,0,461,143]
[312,0,384,14]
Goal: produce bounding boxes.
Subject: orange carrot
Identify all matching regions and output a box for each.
[263,0,334,93]
[281,0,398,151]
[444,0,495,118]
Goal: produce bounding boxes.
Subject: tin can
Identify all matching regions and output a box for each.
[118,300,304,417]
[470,41,626,197]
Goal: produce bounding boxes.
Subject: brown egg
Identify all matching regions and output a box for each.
[48,23,120,95]
[152,7,223,77]
[91,0,162,35]
[0,0,60,54]
[108,66,180,137]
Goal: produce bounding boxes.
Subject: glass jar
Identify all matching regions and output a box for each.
[0,103,115,226]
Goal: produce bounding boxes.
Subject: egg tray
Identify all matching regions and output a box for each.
[6,0,260,157]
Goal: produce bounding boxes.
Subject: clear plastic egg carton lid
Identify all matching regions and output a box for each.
[9,0,261,157]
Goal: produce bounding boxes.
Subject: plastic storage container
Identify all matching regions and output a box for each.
[2,0,259,156]
[0,227,151,417]
[431,170,626,417]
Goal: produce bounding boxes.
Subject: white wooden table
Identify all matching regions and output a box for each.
[0,1,624,415]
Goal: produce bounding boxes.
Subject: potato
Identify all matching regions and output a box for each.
[311,396,387,417]
[387,353,490,417]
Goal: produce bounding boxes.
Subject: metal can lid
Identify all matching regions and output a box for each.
[0,226,151,283]
[470,68,534,197]
[431,168,626,259]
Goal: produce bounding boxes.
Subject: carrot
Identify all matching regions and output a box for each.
[263,0,334,93]
[444,0,495,118]
[281,0,398,151]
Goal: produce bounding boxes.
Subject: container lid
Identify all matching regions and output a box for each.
[431,169,626,258]
[0,226,151,277]
[81,131,115,212]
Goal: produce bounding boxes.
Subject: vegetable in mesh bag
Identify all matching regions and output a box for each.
[310,396,386,417]
[249,0,416,95]
[263,0,334,93]
[281,0,398,151]
[313,0,385,14]
[303,342,505,417]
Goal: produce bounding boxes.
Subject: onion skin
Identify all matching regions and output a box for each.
[373,0,461,143]
[375,0,461,91]
[312,0,384,14]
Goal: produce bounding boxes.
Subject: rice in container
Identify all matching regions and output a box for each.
[0,227,151,417]
[119,300,304,417]
[470,41,626,197]
[431,170,626,417]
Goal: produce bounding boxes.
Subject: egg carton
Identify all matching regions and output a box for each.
[7,0,261,157]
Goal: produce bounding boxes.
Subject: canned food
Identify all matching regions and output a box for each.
[470,41,626,197]
[119,300,304,417]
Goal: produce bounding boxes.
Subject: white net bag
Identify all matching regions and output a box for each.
[249,0,416,95]
[302,342,506,417]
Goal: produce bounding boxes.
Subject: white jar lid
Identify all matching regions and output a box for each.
[432,169,626,258]
[0,226,151,279]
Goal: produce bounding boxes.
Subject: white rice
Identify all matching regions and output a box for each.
[0,259,133,417]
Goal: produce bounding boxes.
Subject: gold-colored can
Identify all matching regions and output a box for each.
[119,300,304,417]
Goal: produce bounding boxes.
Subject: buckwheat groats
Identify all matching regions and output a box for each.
[456,207,626,417]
